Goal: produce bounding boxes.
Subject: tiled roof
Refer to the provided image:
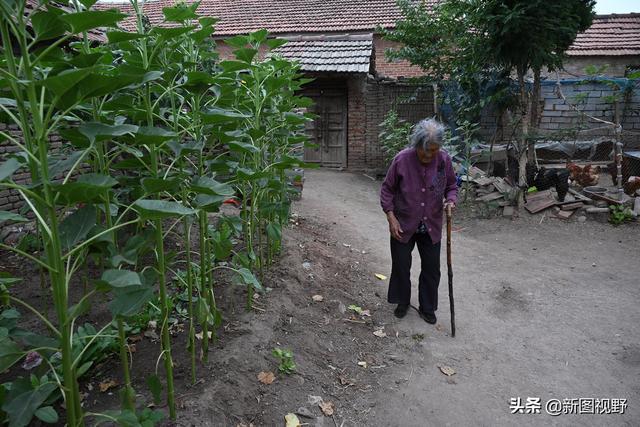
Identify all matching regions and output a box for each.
[567,13,640,56]
[273,34,373,73]
[94,0,438,35]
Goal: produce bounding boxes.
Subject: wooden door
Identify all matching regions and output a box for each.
[304,88,347,168]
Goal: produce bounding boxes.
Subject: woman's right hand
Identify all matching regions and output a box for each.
[386,212,404,241]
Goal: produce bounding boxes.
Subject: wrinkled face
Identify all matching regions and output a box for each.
[416,143,440,165]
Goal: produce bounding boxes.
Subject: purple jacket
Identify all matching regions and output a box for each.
[380,147,458,244]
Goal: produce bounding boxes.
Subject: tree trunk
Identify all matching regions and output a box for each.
[527,67,541,164]
[517,67,529,208]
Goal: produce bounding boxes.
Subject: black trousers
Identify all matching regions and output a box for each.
[388,232,441,313]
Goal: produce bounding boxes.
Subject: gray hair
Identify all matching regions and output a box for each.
[410,118,445,149]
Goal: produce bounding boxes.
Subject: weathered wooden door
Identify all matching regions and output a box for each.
[304,88,348,168]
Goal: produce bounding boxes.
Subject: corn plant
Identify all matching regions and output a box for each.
[0,0,312,424]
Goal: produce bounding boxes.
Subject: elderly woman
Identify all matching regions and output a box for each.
[380,118,458,323]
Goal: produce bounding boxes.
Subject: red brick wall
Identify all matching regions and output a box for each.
[373,35,425,80]
[347,76,367,169]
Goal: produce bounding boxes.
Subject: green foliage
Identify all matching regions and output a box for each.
[384,0,595,189]
[382,0,514,129]
[272,348,296,374]
[1,376,58,427]
[348,304,363,314]
[609,205,634,226]
[0,0,311,423]
[378,110,411,166]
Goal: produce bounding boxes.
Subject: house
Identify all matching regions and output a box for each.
[557,13,640,78]
[93,2,640,169]
[95,0,438,171]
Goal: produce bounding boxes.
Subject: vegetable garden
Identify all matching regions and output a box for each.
[0,1,312,425]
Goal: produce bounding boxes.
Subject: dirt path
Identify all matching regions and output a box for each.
[295,169,640,426]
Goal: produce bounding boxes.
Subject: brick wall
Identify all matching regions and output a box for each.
[347,76,367,169]
[0,124,37,215]
[479,79,640,150]
[373,35,425,80]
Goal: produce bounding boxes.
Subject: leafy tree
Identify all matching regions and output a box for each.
[385,0,595,204]
[483,0,595,194]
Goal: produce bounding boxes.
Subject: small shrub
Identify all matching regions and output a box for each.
[609,205,634,226]
[379,110,412,166]
[272,348,296,374]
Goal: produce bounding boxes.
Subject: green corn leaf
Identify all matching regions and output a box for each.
[42,68,94,99]
[145,375,163,405]
[100,269,142,289]
[162,2,199,21]
[132,127,177,146]
[190,176,235,196]
[80,0,99,8]
[59,205,97,250]
[1,382,56,427]
[53,174,118,204]
[0,211,28,224]
[0,337,23,373]
[31,10,67,42]
[233,47,258,64]
[109,286,154,318]
[266,38,287,50]
[93,409,140,427]
[219,60,250,73]
[193,194,225,211]
[266,223,282,242]
[250,29,269,43]
[107,31,148,43]
[226,141,261,154]
[0,272,21,286]
[134,200,196,220]
[141,177,182,195]
[151,26,196,41]
[59,11,127,34]
[34,406,58,424]
[200,107,251,124]
[224,35,250,48]
[48,151,85,177]
[79,122,138,143]
[0,158,23,182]
[233,268,263,292]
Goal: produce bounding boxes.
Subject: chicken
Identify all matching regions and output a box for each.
[607,158,631,187]
[623,176,640,196]
[566,162,600,187]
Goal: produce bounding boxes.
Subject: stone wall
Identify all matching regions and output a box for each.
[542,56,639,79]
[479,79,640,151]
[0,124,67,215]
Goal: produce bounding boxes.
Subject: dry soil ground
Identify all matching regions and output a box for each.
[178,169,639,427]
[3,169,638,427]
[181,171,640,426]
[279,169,640,427]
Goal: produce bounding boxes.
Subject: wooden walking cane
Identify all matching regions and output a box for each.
[446,205,455,337]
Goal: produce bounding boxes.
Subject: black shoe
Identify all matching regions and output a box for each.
[419,309,437,324]
[394,304,409,318]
